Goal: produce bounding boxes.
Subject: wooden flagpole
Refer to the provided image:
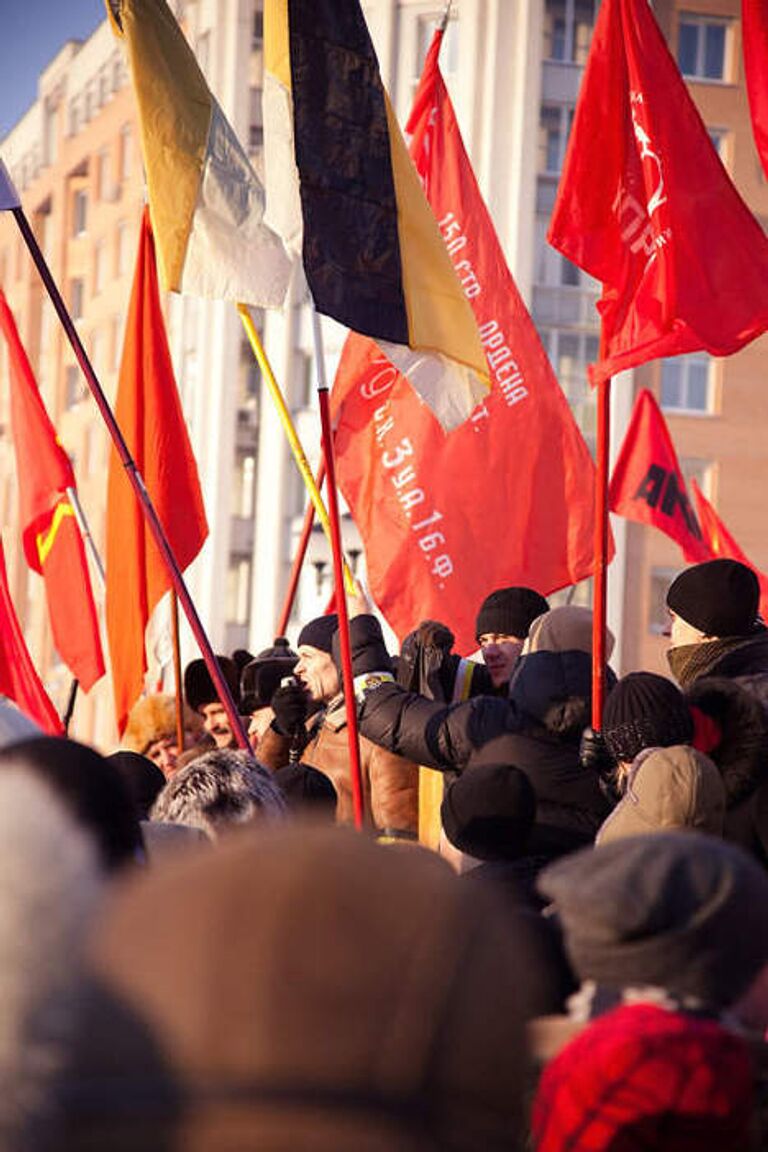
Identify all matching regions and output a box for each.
[312,310,365,830]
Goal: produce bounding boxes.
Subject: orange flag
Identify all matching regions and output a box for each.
[609,389,711,563]
[1,290,105,691]
[0,538,63,734]
[106,208,208,734]
[691,478,768,620]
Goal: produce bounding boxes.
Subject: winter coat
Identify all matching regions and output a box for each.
[258,698,419,836]
[349,615,611,850]
[595,744,725,844]
[687,675,768,865]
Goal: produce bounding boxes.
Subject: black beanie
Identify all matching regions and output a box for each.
[602,672,693,764]
[441,764,537,862]
[666,559,760,638]
[297,614,339,654]
[538,831,768,1008]
[240,638,298,713]
[475,587,549,641]
[183,656,241,713]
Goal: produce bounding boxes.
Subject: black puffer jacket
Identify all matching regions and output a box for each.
[687,675,768,866]
[349,615,611,848]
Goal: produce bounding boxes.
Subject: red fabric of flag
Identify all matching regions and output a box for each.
[106,208,208,735]
[0,538,63,734]
[743,0,768,181]
[549,0,768,385]
[1,289,105,691]
[331,29,599,655]
[609,389,711,563]
[691,477,768,619]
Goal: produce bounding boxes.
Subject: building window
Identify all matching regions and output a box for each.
[539,105,574,175]
[679,456,714,499]
[117,220,133,277]
[252,8,264,45]
[649,567,680,635]
[543,328,599,445]
[660,354,712,413]
[677,15,730,81]
[65,364,84,409]
[235,452,257,519]
[249,86,264,153]
[119,123,132,183]
[97,149,111,200]
[196,31,210,74]
[70,278,85,320]
[91,327,106,375]
[226,555,252,626]
[544,0,596,65]
[94,240,107,295]
[72,189,88,236]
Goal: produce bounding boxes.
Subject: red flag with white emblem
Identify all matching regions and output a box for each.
[549,0,768,386]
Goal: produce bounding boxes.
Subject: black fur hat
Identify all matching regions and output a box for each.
[240,638,298,713]
[183,656,241,713]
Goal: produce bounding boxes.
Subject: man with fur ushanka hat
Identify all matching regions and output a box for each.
[257,614,419,838]
[183,650,251,751]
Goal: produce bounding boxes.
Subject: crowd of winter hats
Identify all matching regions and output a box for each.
[4,559,768,1148]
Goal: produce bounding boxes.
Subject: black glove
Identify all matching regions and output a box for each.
[579,726,615,779]
[271,682,309,738]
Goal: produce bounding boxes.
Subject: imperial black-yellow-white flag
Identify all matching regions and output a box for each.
[263,0,490,430]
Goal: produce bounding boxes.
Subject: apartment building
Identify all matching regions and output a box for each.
[1,0,767,750]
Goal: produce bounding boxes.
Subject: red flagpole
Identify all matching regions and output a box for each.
[312,312,365,830]
[276,459,326,637]
[591,374,611,731]
[11,205,251,751]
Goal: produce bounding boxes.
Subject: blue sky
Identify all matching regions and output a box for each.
[0,0,105,140]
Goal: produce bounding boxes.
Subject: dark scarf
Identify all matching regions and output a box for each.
[667,636,756,689]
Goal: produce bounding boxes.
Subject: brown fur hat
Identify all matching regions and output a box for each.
[122,695,200,755]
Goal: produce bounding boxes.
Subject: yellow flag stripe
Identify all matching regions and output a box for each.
[264,0,292,91]
[36,501,75,568]
[385,95,488,382]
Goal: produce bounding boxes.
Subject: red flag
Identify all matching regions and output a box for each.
[609,389,711,563]
[549,0,768,386]
[331,29,599,654]
[0,538,63,734]
[691,478,768,619]
[1,290,105,691]
[743,0,768,181]
[106,208,208,734]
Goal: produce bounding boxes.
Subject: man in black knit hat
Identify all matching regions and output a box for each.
[475,586,549,691]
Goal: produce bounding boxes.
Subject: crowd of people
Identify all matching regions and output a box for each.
[2,555,768,1149]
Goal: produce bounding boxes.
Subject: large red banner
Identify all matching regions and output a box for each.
[331,29,598,654]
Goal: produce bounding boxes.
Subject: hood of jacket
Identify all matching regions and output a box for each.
[510,651,596,740]
[596,745,725,845]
